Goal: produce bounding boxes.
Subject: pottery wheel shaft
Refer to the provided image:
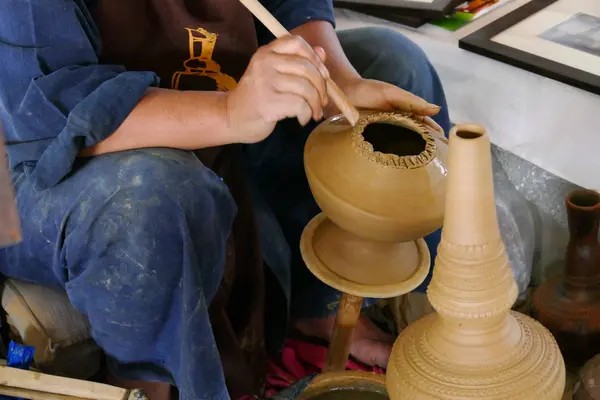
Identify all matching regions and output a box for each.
[323,293,363,372]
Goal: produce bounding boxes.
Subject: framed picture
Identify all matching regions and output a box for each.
[338,6,430,27]
[334,0,465,19]
[459,0,600,95]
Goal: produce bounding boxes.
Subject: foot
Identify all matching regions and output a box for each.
[293,314,394,368]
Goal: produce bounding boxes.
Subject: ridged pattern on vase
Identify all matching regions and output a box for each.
[533,189,600,366]
[388,312,564,399]
[386,124,565,399]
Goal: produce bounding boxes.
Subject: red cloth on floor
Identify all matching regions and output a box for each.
[264,338,385,397]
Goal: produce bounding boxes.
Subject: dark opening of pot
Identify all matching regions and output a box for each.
[362,122,426,157]
[569,190,600,208]
[456,130,483,139]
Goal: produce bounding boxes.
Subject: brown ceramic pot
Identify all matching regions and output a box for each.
[533,189,600,367]
[386,124,565,399]
[298,371,388,400]
[574,354,600,399]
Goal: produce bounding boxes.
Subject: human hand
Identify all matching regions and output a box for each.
[225,35,330,144]
[333,78,444,134]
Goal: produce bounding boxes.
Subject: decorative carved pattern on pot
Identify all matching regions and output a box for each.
[533,189,600,367]
[386,124,565,399]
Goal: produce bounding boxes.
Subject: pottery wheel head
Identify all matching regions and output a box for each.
[304,111,448,243]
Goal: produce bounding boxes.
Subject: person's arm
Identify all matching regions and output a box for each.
[80,89,234,156]
[1,0,329,187]
[259,0,441,123]
[89,34,332,155]
[257,0,352,84]
[291,22,360,91]
[291,21,440,118]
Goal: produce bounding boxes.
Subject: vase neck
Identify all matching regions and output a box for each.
[564,190,600,287]
[427,125,518,320]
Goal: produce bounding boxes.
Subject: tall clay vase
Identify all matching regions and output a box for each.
[386,124,565,399]
[533,189,600,367]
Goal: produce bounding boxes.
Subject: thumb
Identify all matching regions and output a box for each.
[381,84,440,116]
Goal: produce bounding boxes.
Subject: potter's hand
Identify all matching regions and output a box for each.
[335,78,444,134]
[226,35,329,144]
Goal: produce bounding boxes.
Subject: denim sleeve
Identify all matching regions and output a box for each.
[257,0,335,44]
[0,0,159,188]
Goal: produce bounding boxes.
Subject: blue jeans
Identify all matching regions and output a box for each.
[0,27,450,400]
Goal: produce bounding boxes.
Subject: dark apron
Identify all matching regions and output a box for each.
[91,1,266,396]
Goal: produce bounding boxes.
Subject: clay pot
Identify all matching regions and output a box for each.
[386,124,565,399]
[298,371,388,400]
[300,111,447,298]
[304,111,448,243]
[533,190,600,367]
[574,354,600,399]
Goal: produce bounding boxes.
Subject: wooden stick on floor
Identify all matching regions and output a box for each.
[0,366,148,400]
[237,0,360,127]
[0,385,83,400]
[323,293,364,373]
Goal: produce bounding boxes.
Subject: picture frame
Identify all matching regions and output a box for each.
[337,6,430,27]
[459,0,600,95]
[334,0,465,19]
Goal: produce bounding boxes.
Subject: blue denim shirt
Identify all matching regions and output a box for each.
[0,0,334,189]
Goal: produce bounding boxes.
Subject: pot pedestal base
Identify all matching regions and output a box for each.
[300,213,430,298]
[300,213,432,372]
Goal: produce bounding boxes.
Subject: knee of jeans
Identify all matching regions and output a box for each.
[341,27,435,94]
[63,148,236,298]
[74,149,234,223]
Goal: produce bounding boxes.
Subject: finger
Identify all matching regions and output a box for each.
[271,73,324,120]
[382,85,440,116]
[272,54,328,106]
[276,93,314,126]
[268,35,330,79]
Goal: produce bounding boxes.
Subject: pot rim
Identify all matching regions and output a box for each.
[566,189,600,210]
[298,371,388,400]
[351,112,438,169]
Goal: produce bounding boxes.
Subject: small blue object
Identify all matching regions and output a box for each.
[0,341,36,400]
[6,341,35,369]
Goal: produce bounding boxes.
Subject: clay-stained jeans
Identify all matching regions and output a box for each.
[0,27,450,400]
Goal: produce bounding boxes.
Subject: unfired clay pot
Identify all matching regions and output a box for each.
[386,124,565,399]
[298,371,388,400]
[301,111,448,298]
[532,189,600,367]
